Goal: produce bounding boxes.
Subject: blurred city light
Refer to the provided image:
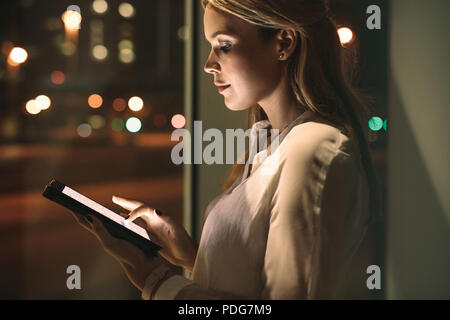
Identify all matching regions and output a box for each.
[92,0,108,14]
[118,2,135,18]
[50,70,65,85]
[92,45,108,60]
[77,123,92,137]
[61,10,82,31]
[119,48,135,63]
[8,47,28,66]
[383,119,387,131]
[111,118,125,132]
[125,117,142,133]
[337,27,354,45]
[88,94,103,109]
[35,95,51,110]
[177,26,189,41]
[118,40,133,50]
[368,116,383,131]
[171,114,186,129]
[128,96,143,111]
[60,41,76,56]
[25,100,41,115]
[113,98,127,112]
[89,115,106,129]
[1,117,18,139]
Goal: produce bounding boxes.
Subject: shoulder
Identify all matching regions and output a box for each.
[280,120,354,172]
[274,119,363,217]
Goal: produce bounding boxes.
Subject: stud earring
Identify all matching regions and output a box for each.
[279,53,284,59]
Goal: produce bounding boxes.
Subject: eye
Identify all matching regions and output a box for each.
[219,42,232,52]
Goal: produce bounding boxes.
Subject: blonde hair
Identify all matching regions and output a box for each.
[202,0,381,223]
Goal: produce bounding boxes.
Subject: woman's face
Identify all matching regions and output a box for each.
[203,5,283,111]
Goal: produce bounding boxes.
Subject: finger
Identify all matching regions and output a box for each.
[119,211,147,230]
[125,205,154,224]
[89,216,110,241]
[112,196,143,211]
[90,217,145,265]
[70,211,94,232]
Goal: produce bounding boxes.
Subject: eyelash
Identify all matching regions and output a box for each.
[219,42,232,52]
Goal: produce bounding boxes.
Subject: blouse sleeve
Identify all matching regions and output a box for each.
[142,271,248,300]
[261,137,361,299]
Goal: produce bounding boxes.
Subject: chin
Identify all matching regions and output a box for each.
[223,97,253,111]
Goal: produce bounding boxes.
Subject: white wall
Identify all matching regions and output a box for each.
[387,0,450,299]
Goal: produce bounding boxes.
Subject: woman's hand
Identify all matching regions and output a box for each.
[112,195,199,272]
[70,212,172,291]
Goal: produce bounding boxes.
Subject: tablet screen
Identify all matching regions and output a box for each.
[62,185,150,241]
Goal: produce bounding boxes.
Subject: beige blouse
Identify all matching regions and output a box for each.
[142,109,371,300]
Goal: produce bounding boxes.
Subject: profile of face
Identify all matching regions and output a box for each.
[203,5,285,111]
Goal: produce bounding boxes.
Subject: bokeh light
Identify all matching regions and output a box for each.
[25,100,41,115]
[25,100,40,115]
[92,0,108,14]
[8,47,28,65]
[128,96,143,112]
[119,48,135,63]
[77,123,92,138]
[51,70,65,85]
[368,116,383,131]
[111,118,125,132]
[92,45,108,60]
[118,2,135,18]
[61,41,76,56]
[383,119,387,131]
[35,95,51,110]
[62,10,82,30]
[171,114,186,129]
[88,94,103,109]
[177,26,189,41]
[337,27,354,45]
[89,115,105,129]
[118,40,133,50]
[1,117,18,139]
[113,98,127,112]
[125,117,142,133]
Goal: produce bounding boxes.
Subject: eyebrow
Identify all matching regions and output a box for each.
[207,30,238,41]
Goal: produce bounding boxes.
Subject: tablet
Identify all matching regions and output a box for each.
[42,179,162,257]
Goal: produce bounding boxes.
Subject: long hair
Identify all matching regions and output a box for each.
[201,0,382,224]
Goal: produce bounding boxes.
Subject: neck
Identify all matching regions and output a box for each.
[258,75,305,134]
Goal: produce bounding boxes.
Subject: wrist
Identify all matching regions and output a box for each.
[149,269,176,300]
[183,242,199,272]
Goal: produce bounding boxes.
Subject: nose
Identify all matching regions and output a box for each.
[204,49,220,74]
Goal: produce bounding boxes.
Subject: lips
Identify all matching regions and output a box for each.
[216,84,231,93]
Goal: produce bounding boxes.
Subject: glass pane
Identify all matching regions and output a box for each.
[0,0,186,299]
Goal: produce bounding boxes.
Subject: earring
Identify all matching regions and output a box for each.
[279,53,284,59]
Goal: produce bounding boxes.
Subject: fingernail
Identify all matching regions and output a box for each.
[154,209,163,216]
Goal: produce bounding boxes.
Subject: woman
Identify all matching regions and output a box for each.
[73,0,380,299]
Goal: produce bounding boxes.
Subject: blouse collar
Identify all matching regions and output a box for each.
[240,109,316,183]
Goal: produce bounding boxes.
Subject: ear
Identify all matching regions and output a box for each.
[276,28,298,61]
